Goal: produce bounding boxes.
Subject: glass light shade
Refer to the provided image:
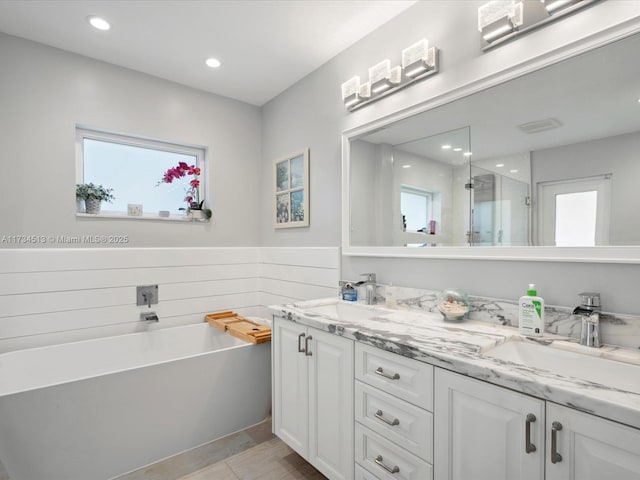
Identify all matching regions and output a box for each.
[341,76,361,100]
[369,60,391,85]
[478,0,523,32]
[402,39,429,69]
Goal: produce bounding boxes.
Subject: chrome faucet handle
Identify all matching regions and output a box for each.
[578,292,600,309]
[360,273,376,283]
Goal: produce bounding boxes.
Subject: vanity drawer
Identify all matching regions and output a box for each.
[355,343,433,411]
[355,423,432,480]
[355,463,382,480]
[355,380,433,462]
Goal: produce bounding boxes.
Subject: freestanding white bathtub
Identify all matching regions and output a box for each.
[0,323,271,480]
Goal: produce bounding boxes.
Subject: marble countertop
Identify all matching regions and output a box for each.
[269,298,640,430]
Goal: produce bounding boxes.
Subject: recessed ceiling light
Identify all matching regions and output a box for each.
[402,165,412,169]
[205,57,222,68]
[441,144,452,150]
[463,151,473,157]
[453,147,462,152]
[510,169,519,173]
[87,16,110,31]
[496,163,505,167]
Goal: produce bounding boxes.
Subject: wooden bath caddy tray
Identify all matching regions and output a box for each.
[205,311,271,344]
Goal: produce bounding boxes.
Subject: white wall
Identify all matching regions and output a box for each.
[260,1,640,316]
[0,33,262,247]
[0,247,339,352]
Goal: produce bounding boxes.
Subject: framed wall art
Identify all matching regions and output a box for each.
[274,149,309,228]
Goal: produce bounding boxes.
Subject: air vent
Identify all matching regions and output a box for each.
[517,118,563,134]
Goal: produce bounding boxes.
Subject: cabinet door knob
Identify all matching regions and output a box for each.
[375,367,400,380]
[297,332,306,353]
[375,409,400,426]
[551,421,563,464]
[375,455,400,474]
[305,335,313,356]
[525,413,537,453]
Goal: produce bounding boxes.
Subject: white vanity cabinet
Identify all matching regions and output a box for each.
[272,317,354,480]
[435,368,640,480]
[354,343,434,480]
[545,403,640,480]
[434,368,545,480]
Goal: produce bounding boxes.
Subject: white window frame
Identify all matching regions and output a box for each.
[75,126,208,222]
[401,185,434,232]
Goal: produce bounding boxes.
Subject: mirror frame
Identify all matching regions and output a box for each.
[342,20,640,264]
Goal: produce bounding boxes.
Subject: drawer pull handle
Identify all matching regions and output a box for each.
[375,367,400,380]
[297,333,306,353]
[375,455,400,474]
[551,421,563,464]
[525,413,536,453]
[304,335,313,356]
[375,409,400,426]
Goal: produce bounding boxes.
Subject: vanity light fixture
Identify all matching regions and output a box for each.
[478,0,523,43]
[402,39,437,78]
[341,37,439,111]
[479,0,597,51]
[341,77,373,108]
[369,60,401,93]
[87,15,111,31]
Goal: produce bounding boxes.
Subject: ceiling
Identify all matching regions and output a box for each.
[0,0,417,106]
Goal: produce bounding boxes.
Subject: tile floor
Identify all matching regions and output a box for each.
[118,418,327,480]
[0,419,326,480]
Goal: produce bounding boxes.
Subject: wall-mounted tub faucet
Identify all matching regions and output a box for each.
[573,292,601,348]
[140,312,159,322]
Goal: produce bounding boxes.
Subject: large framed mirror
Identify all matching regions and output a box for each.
[343,27,640,263]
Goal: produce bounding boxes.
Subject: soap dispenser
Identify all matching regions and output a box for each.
[518,284,544,337]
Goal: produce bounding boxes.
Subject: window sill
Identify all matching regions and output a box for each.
[76,212,209,222]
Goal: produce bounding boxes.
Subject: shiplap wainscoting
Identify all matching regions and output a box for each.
[0,247,339,353]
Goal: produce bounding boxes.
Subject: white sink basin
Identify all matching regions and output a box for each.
[297,301,393,323]
[484,341,640,395]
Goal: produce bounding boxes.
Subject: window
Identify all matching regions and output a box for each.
[401,186,433,232]
[76,127,207,217]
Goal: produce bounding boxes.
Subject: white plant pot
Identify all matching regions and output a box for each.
[85,198,102,214]
[189,209,205,220]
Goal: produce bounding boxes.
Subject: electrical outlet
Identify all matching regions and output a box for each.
[137,285,158,307]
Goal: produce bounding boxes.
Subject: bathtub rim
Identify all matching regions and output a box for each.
[0,322,256,397]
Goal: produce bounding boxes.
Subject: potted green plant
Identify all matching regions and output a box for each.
[76,183,115,214]
[157,162,212,220]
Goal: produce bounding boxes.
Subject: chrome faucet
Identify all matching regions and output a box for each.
[358,273,377,305]
[573,292,601,348]
[339,273,377,304]
[140,312,159,322]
